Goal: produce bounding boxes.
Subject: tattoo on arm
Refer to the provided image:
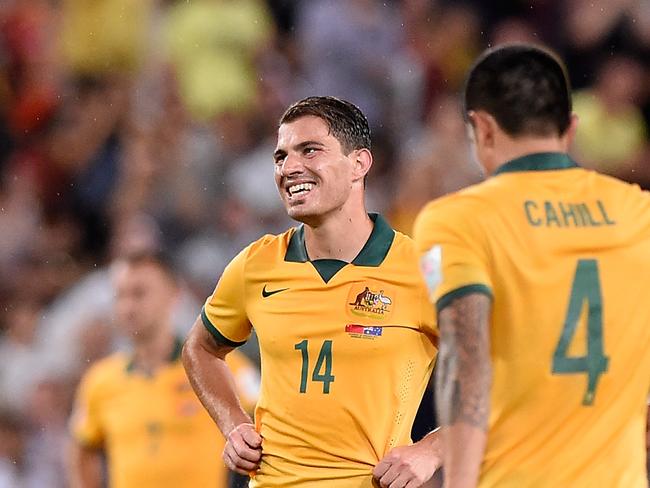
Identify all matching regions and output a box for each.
[436,293,492,430]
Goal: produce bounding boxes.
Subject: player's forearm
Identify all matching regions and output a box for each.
[67,441,103,488]
[419,427,443,461]
[436,293,492,488]
[440,425,486,488]
[182,322,252,435]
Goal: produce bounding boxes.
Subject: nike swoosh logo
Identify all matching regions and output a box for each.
[262,285,289,298]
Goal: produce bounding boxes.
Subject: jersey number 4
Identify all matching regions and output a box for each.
[294,340,335,394]
[552,259,609,406]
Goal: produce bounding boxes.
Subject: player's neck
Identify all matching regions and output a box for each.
[131,325,175,375]
[490,136,568,174]
[303,205,373,262]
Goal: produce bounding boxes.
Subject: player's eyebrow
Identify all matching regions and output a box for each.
[294,140,325,151]
[274,140,325,160]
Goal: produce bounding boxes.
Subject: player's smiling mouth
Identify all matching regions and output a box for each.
[286,181,316,199]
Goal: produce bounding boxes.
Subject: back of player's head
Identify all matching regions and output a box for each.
[280,96,371,154]
[463,44,572,137]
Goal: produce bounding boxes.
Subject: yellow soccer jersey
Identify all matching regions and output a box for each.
[71,339,259,488]
[414,152,650,488]
[202,214,438,487]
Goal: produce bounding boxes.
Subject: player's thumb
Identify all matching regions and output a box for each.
[242,426,263,448]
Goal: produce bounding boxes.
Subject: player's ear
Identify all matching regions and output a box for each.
[351,148,373,182]
[561,112,579,151]
[468,110,496,150]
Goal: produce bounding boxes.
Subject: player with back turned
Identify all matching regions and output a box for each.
[183,96,442,488]
[414,44,650,488]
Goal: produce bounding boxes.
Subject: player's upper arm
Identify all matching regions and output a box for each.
[413,199,493,314]
[202,246,252,347]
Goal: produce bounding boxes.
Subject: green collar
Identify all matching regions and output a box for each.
[285,213,395,282]
[126,336,184,374]
[493,152,579,176]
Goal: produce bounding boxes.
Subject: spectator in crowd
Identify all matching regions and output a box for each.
[572,55,648,179]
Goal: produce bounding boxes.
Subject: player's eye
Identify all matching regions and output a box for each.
[303,147,318,156]
[274,154,286,165]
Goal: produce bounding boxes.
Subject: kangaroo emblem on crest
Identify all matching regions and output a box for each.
[350,287,370,306]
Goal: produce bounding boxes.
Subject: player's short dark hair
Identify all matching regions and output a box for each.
[116,250,178,283]
[279,96,371,154]
[463,44,572,137]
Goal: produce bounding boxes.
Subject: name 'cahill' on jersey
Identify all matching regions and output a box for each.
[414,153,650,488]
[202,214,438,487]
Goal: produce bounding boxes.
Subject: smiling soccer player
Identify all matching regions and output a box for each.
[183,96,442,488]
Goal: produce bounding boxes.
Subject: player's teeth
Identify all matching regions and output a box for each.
[289,183,314,195]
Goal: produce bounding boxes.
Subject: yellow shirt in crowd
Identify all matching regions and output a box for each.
[71,339,259,488]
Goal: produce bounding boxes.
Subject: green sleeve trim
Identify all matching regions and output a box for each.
[200,307,247,348]
[436,284,493,313]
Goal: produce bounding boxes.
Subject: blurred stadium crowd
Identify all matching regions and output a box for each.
[0,0,649,486]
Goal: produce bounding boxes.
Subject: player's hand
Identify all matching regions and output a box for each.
[223,422,263,476]
[373,430,442,488]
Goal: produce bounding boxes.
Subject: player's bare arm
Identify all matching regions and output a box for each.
[436,292,491,488]
[373,428,442,488]
[68,441,103,488]
[182,317,262,475]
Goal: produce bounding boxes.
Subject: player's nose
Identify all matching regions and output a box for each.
[280,153,305,177]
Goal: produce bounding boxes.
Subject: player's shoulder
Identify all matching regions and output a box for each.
[81,352,129,391]
[415,181,493,231]
[591,170,650,224]
[239,228,296,264]
[389,229,419,255]
[387,231,432,278]
[591,169,650,197]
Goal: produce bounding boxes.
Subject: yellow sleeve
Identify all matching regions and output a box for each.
[69,368,105,448]
[413,199,493,313]
[225,349,260,414]
[201,247,252,346]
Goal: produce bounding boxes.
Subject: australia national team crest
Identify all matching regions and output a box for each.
[346,282,395,320]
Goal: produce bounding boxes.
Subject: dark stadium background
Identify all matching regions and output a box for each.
[0,0,648,486]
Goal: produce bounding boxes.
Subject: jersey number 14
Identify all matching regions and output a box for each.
[552,259,609,406]
[294,340,335,394]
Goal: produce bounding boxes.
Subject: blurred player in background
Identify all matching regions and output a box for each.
[414,44,650,487]
[68,251,258,488]
[183,96,442,487]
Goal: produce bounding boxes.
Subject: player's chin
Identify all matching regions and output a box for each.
[284,198,316,220]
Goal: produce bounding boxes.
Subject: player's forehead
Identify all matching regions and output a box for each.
[275,115,336,150]
[111,260,168,288]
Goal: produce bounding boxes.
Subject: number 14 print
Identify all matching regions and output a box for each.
[294,340,335,394]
